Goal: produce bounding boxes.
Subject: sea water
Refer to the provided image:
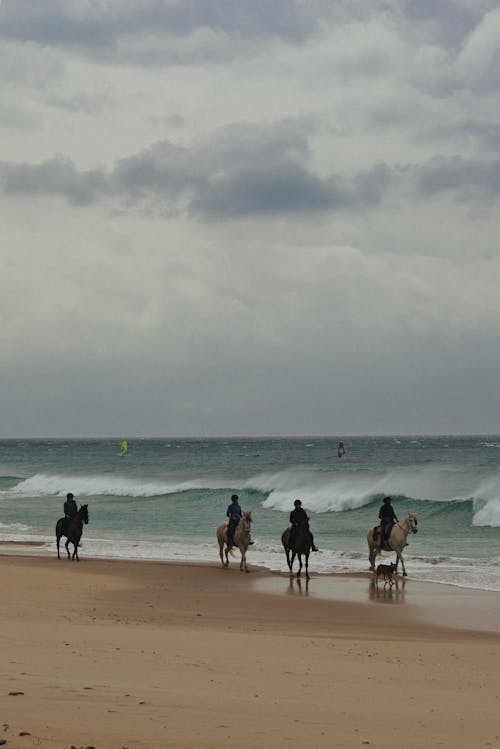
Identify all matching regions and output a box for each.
[1,436,499,592]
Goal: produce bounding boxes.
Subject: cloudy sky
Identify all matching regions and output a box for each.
[1,0,500,438]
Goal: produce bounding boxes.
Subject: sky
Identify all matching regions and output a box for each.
[1,0,500,438]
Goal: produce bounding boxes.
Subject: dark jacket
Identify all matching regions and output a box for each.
[290,507,308,526]
[379,504,397,524]
[64,499,78,518]
[226,502,242,523]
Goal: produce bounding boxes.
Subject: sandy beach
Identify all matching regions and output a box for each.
[1,552,500,749]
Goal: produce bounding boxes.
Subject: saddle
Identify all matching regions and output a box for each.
[373,524,393,550]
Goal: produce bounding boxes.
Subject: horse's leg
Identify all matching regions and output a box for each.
[284,547,292,572]
[396,549,407,576]
[56,534,61,560]
[65,538,71,560]
[224,544,230,568]
[368,540,378,572]
[305,551,310,580]
[240,548,248,573]
[296,553,303,578]
[71,529,82,561]
[219,538,225,567]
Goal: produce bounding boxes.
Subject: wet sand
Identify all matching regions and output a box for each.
[1,553,499,748]
[256,571,500,632]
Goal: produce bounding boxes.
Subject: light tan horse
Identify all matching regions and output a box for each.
[216,511,252,573]
[367,512,418,577]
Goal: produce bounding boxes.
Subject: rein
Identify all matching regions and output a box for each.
[396,515,416,534]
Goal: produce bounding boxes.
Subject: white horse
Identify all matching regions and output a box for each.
[367,513,418,577]
[216,511,252,573]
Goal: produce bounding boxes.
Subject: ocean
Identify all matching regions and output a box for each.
[1,436,500,592]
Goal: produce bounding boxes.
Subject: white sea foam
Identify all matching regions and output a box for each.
[473,498,500,527]
[248,465,500,514]
[6,473,230,498]
[0,522,30,533]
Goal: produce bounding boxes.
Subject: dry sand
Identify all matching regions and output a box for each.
[1,551,500,749]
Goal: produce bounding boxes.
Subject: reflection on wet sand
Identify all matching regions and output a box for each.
[259,571,409,606]
[287,576,310,596]
[254,572,500,632]
[369,576,406,603]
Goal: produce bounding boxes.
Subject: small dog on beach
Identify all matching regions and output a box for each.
[375,562,397,586]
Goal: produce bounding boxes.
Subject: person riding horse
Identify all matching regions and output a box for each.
[378,496,398,550]
[289,499,318,552]
[226,494,242,547]
[226,494,254,547]
[63,492,78,534]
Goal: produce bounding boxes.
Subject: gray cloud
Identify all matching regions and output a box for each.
[0,155,107,205]
[422,120,500,152]
[1,0,497,70]
[0,0,321,52]
[2,126,500,217]
[399,0,498,48]
[190,162,337,218]
[415,155,500,200]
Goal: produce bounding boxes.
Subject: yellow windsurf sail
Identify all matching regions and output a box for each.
[119,439,128,456]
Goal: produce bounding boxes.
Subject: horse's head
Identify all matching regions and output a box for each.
[242,511,252,526]
[79,504,89,525]
[408,513,418,534]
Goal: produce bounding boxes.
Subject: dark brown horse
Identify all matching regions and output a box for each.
[56,504,89,561]
[282,518,311,579]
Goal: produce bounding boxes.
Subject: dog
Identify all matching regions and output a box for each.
[375,562,397,586]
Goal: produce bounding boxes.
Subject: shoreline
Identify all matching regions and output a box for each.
[3,536,500,592]
[2,552,500,748]
[2,544,500,633]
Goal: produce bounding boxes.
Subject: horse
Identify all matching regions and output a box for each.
[282,518,312,579]
[367,512,418,577]
[216,511,252,573]
[56,504,89,561]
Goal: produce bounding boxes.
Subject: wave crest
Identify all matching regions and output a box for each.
[6,473,225,498]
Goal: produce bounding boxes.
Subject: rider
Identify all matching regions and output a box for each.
[63,492,78,533]
[378,496,398,550]
[226,494,242,547]
[289,499,318,552]
[226,494,254,547]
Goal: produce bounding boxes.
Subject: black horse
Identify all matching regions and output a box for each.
[56,504,89,561]
[281,518,312,579]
